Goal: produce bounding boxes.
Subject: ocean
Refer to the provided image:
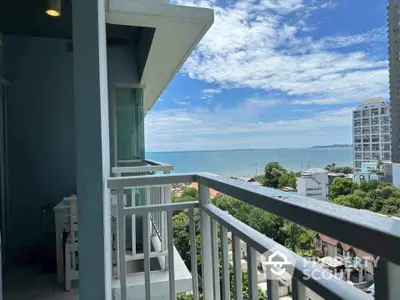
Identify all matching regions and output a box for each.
[146,147,353,178]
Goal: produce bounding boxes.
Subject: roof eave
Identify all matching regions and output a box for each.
[106,2,214,111]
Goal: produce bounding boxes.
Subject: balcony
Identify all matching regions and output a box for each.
[107,171,400,300]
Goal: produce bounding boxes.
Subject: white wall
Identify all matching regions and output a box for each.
[297,172,328,201]
[393,163,400,187]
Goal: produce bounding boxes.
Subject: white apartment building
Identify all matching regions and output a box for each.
[297,168,329,201]
[352,98,391,173]
[388,0,400,187]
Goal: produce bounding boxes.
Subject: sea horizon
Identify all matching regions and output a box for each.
[146,144,352,154]
[146,147,353,178]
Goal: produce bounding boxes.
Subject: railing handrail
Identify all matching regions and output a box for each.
[202,203,372,300]
[107,172,400,265]
[112,159,174,175]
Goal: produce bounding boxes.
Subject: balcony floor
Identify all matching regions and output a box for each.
[3,265,78,300]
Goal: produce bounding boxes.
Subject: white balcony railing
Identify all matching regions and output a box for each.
[108,172,400,300]
[111,159,175,281]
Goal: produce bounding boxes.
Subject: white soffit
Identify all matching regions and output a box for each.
[106,1,214,111]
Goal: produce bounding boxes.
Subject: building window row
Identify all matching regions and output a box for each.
[307,193,323,197]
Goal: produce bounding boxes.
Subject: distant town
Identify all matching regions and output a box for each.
[312,144,352,148]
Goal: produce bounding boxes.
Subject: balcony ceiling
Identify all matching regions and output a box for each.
[0,1,141,42]
[106,1,214,112]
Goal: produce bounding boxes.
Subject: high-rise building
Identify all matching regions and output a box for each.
[352,98,391,173]
[389,0,400,163]
[297,168,329,201]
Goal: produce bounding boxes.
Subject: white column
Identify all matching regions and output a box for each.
[72,0,112,299]
[199,184,213,300]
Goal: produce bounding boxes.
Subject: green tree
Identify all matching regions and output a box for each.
[277,222,314,255]
[173,187,198,203]
[325,164,352,174]
[264,162,289,188]
[325,162,337,172]
[229,269,267,300]
[333,194,365,209]
[278,171,297,189]
[360,179,379,192]
[329,177,357,200]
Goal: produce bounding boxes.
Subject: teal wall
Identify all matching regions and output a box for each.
[3,35,140,256]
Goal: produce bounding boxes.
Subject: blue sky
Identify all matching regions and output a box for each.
[145,0,389,151]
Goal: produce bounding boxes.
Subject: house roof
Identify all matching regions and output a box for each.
[189,182,220,198]
[316,233,339,246]
[315,233,374,261]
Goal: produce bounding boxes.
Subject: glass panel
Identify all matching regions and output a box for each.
[371,117,379,125]
[383,134,390,143]
[115,88,145,162]
[362,118,369,126]
[372,135,380,143]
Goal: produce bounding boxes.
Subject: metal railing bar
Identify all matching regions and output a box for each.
[220,226,230,300]
[125,251,168,261]
[292,278,306,300]
[131,188,136,256]
[144,158,174,169]
[247,245,258,300]
[199,184,214,299]
[143,212,151,300]
[211,219,221,300]
[107,173,196,189]
[117,188,127,300]
[232,233,243,300]
[266,275,279,300]
[202,203,371,300]
[374,259,400,300]
[195,173,400,265]
[188,209,199,300]
[162,186,170,253]
[112,165,174,175]
[167,211,176,300]
[123,201,199,216]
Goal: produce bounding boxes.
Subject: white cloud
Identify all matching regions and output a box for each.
[145,100,353,150]
[316,27,387,49]
[175,99,190,105]
[201,87,223,103]
[176,0,389,105]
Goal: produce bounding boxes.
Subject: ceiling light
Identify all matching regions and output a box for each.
[46,0,61,17]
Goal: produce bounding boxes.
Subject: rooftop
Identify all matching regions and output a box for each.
[302,168,328,175]
[356,97,389,110]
